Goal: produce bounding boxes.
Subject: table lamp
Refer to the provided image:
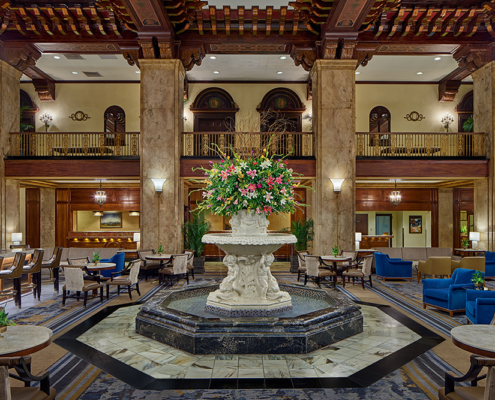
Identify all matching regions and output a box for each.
[11,233,22,246]
[133,232,141,250]
[355,232,362,250]
[469,232,480,249]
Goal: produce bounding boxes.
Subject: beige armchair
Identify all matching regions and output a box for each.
[304,255,336,287]
[343,255,373,289]
[106,259,141,300]
[417,257,452,283]
[159,254,189,285]
[62,266,104,307]
[451,257,485,274]
[184,250,195,279]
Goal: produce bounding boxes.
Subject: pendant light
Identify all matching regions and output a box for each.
[95,180,107,207]
[390,180,401,207]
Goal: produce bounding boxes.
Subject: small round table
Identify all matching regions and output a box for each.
[0,325,53,400]
[85,262,116,274]
[320,256,352,281]
[451,325,495,358]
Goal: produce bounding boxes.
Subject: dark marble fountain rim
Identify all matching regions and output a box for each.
[139,283,361,328]
[55,300,444,390]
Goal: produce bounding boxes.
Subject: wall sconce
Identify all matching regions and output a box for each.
[133,232,141,250]
[355,232,362,250]
[329,178,345,193]
[183,115,187,122]
[151,178,166,194]
[11,232,22,245]
[469,231,480,249]
[129,211,140,217]
[39,112,52,132]
[441,113,454,132]
[93,211,104,217]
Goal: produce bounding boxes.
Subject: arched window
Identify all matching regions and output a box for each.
[455,91,473,132]
[190,88,238,132]
[369,106,391,145]
[257,88,306,132]
[104,106,125,132]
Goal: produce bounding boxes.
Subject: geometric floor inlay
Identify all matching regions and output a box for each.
[77,304,421,380]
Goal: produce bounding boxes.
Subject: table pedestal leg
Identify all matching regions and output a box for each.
[0,365,11,400]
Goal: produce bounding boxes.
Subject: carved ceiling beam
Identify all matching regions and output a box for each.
[180,43,204,71]
[321,0,377,38]
[0,42,40,71]
[118,43,140,66]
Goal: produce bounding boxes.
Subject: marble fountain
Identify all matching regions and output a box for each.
[136,211,363,354]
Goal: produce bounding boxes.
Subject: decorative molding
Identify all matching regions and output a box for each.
[404,111,425,122]
[0,43,41,72]
[69,111,90,121]
[290,45,316,71]
[118,44,140,67]
[376,44,460,54]
[32,79,55,101]
[355,43,377,67]
[140,41,156,59]
[210,44,286,53]
[453,46,490,73]
[439,80,462,102]
[181,44,205,71]
[158,41,173,59]
[35,43,120,53]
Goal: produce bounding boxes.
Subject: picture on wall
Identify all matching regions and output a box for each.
[409,215,422,234]
[100,212,122,228]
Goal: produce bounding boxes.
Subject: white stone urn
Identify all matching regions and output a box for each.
[230,209,269,236]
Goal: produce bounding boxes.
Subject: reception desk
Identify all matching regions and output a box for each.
[360,235,393,249]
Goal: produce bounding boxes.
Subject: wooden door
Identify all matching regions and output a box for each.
[356,214,368,235]
[25,188,40,248]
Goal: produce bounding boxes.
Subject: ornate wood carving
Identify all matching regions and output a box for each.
[356,43,377,67]
[32,79,55,102]
[158,40,173,58]
[307,77,312,101]
[209,43,286,53]
[180,44,205,71]
[290,45,316,71]
[140,41,156,59]
[454,46,490,73]
[0,43,40,72]
[439,80,462,102]
[320,39,338,59]
[118,44,140,67]
[190,88,238,113]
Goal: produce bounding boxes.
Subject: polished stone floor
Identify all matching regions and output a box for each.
[77,304,421,380]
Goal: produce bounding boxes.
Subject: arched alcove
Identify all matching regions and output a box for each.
[190,88,238,132]
[257,88,306,132]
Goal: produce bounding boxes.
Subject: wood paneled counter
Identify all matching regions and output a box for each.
[360,235,393,249]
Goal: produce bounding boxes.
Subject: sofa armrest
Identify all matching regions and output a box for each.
[389,258,402,261]
[467,290,495,301]
[477,298,495,306]
[450,283,475,291]
[423,278,453,289]
[389,260,413,267]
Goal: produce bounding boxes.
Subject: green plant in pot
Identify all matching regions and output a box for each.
[0,308,15,336]
[92,250,101,266]
[157,245,164,255]
[283,218,314,273]
[183,211,211,273]
[460,225,469,248]
[471,270,484,290]
[332,244,339,257]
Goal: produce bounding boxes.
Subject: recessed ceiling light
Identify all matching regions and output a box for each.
[135,70,140,74]
[210,56,217,59]
[355,71,360,75]
[417,72,423,75]
[277,71,283,74]
[280,56,287,60]
[213,71,219,74]
[434,57,442,61]
[72,71,78,75]
[53,56,60,60]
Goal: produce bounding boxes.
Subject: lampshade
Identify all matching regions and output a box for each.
[469,232,480,241]
[129,211,140,217]
[329,178,345,192]
[93,211,104,217]
[151,178,166,193]
[11,233,22,242]
[355,232,362,242]
[133,233,141,242]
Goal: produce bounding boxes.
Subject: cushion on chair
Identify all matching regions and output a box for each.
[10,387,57,400]
[298,266,306,271]
[187,264,194,270]
[317,270,336,277]
[62,282,103,291]
[438,386,485,400]
[424,288,450,301]
[343,270,364,277]
[142,262,161,270]
[374,247,402,259]
[107,278,132,286]
[453,268,480,284]
[159,268,174,275]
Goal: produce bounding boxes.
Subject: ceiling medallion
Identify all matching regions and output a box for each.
[69,111,90,121]
[404,111,425,122]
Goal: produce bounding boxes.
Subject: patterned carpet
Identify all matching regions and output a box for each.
[10,265,470,400]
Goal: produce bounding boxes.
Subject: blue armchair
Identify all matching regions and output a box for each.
[99,252,125,279]
[485,251,495,279]
[422,268,480,317]
[466,290,495,324]
[374,252,413,282]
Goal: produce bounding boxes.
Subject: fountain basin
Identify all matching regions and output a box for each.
[136,284,363,354]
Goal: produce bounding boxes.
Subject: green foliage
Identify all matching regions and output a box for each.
[92,250,101,263]
[463,115,474,133]
[289,218,314,251]
[332,244,339,257]
[471,270,484,287]
[183,211,211,257]
[20,106,33,132]
[460,225,468,234]
[462,237,470,248]
[0,309,15,326]
[157,245,164,254]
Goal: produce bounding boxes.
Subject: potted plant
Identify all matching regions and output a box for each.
[92,250,101,266]
[182,211,211,274]
[461,225,469,249]
[157,245,164,255]
[471,270,484,290]
[285,218,314,273]
[463,115,473,133]
[0,308,15,336]
[332,244,339,257]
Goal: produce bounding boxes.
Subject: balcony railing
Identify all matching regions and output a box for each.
[8,132,140,157]
[182,132,314,158]
[356,132,485,158]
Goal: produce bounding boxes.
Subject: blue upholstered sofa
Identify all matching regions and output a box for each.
[466,289,495,324]
[99,252,125,279]
[374,252,413,282]
[485,251,495,279]
[422,268,479,317]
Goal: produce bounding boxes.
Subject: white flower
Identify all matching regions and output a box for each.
[234,166,242,174]
[261,159,272,169]
[243,200,248,207]
[288,168,293,173]
[264,192,273,202]
[239,161,248,169]
[281,198,286,205]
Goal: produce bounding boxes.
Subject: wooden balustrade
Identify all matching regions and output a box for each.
[8,132,140,157]
[182,132,314,157]
[356,132,485,158]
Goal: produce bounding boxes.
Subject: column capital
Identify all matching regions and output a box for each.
[138,58,186,77]
[310,59,358,78]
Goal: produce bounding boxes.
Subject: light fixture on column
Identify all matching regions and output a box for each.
[469,232,480,249]
[441,113,454,132]
[355,232,362,250]
[39,112,52,132]
[329,178,345,193]
[133,232,141,250]
[390,180,401,206]
[11,233,22,245]
[151,178,166,195]
[94,180,107,207]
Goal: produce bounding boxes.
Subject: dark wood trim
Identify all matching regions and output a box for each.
[56,189,70,248]
[21,81,140,85]
[25,188,40,248]
[357,81,473,85]
[453,188,474,250]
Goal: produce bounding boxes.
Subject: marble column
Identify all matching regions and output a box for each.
[40,188,55,247]
[0,61,22,248]
[438,188,454,248]
[310,60,356,254]
[140,59,185,252]
[472,61,495,251]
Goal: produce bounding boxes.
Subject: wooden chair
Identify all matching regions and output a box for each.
[340,250,359,268]
[67,257,100,282]
[184,250,195,279]
[304,255,336,287]
[41,247,63,292]
[342,255,373,289]
[297,251,309,282]
[0,355,56,400]
[137,249,160,281]
[0,253,26,308]
[159,254,189,285]
[62,266,103,307]
[106,259,141,300]
[21,249,44,301]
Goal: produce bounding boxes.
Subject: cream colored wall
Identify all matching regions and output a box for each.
[356,84,473,132]
[20,83,140,132]
[75,211,140,232]
[402,211,431,247]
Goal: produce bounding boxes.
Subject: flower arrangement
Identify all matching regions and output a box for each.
[194,146,304,217]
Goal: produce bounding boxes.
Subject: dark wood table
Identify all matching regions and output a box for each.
[454,248,487,257]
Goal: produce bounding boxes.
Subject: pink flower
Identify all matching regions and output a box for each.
[275,175,283,184]
[221,171,229,181]
[257,183,262,188]
[263,206,272,214]
[248,183,257,192]
[234,199,238,205]
[281,187,287,195]
[267,177,275,186]
[279,163,284,168]
[217,196,222,201]
[256,207,261,214]
[264,192,273,203]
[239,188,249,196]
[247,169,257,178]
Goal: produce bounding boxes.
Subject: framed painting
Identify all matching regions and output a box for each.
[100,212,122,228]
[409,215,422,234]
